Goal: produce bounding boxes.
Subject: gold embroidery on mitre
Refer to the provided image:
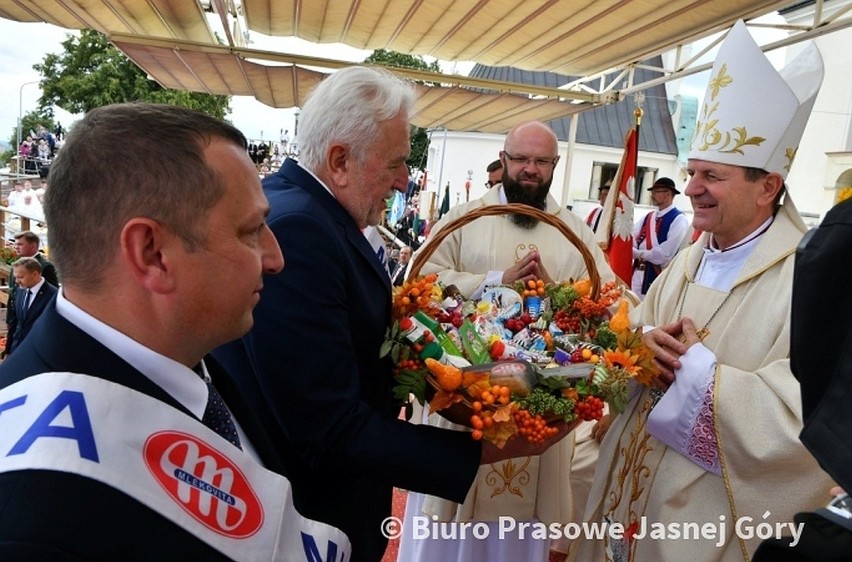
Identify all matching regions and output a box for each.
[692,63,766,155]
[486,457,532,498]
[708,63,734,99]
[785,147,798,172]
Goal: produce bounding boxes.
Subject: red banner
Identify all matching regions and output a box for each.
[596,128,637,285]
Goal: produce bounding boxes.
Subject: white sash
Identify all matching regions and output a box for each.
[0,372,350,562]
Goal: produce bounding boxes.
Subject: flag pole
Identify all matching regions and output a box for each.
[633,106,643,195]
[595,104,642,285]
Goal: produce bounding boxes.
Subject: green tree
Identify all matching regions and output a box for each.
[363,49,438,172]
[34,30,230,119]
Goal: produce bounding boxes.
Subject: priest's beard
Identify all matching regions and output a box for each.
[502,171,551,229]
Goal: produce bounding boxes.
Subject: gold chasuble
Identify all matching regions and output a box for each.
[574,198,834,561]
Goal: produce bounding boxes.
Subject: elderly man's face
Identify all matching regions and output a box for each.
[343,113,411,228]
[685,159,779,250]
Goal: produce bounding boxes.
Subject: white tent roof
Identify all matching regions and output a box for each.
[3,0,850,132]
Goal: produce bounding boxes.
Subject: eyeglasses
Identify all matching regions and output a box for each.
[501,151,558,169]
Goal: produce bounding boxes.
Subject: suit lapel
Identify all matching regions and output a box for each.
[17,290,28,321]
[205,355,285,473]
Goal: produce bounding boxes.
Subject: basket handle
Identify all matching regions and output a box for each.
[406,203,601,300]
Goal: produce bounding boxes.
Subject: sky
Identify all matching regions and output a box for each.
[0,14,786,149]
[0,18,374,145]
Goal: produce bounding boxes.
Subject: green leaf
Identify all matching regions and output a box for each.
[379,340,394,358]
[412,378,427,403]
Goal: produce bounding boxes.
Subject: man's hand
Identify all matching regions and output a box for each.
[644,318,703,390]
[591,413,612,442]
[502,250,553,285]
[479,418,577,465]
[643,321,688,389]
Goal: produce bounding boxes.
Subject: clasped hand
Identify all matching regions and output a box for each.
[502,250,553,286]
[642,318,702,391]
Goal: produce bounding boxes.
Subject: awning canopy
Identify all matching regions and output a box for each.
[111,33,592,133]
[0,0,215,43]
[241,0,788,76]
[3,0,851,133]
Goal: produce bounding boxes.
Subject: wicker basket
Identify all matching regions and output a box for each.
[403,203,603,430]
[406,203,601,300]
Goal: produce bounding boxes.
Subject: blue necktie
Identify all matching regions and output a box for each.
[21,289,33,318]
[201,379,242,450]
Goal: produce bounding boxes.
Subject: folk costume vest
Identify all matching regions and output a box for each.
[634,208,683,293]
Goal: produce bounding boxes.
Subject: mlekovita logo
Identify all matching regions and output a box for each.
[144,431,263,538]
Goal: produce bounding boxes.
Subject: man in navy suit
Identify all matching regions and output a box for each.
[0,103,353,559]
[3,230,58,357]
[213,66,572,561]
[4,256,57,354]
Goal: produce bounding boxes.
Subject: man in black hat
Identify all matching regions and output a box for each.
[631,177,689,298]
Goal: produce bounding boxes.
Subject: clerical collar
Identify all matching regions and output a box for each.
[705,216,773,254]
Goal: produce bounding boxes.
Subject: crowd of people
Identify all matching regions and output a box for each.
[251,136,300,179]
[0,18,847,562]
[16,124,60,177]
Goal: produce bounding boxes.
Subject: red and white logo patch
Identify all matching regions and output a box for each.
[144,431,264,538]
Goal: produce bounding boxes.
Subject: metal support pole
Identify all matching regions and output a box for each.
[17,81,40,162]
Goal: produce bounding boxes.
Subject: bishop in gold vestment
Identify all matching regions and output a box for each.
[573,20,834,562]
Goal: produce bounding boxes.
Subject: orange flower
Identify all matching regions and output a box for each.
[603,350,640,376]
[615,328,661,385]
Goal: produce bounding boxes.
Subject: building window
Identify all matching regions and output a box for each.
[591,162,659,205]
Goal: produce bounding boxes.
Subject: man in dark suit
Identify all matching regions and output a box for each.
[4,256,57,354]
[4,231,58,357]
[213,66,572,562]
[0,103,351,559]
[390,244,412,286]
[753,198,852,560]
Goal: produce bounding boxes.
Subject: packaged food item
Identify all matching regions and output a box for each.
[413,310,464,357]
[489,340,531,362]
[462,360,537,396]
[459,318,490,365]
[525,295,542,319]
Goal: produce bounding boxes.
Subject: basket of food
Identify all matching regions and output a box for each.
[381,203,659,447]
